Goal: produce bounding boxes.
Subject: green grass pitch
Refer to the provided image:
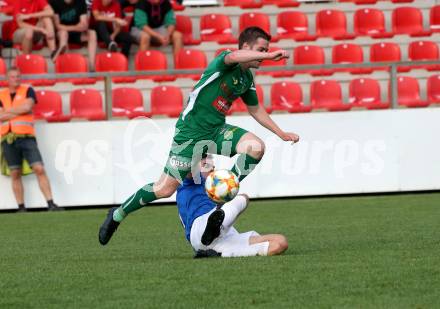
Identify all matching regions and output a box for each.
[1,192,439,308]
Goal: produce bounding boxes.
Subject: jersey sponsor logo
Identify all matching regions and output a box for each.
[223,127,238,140]
[169,155,191,170]
[212,96,232,115]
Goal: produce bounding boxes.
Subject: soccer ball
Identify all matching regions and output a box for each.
[205,169,240,204]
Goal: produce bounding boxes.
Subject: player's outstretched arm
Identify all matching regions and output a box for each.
[225,49,289,65]
[247,104,300,144]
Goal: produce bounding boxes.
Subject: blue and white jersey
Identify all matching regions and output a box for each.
[176,176,217,241]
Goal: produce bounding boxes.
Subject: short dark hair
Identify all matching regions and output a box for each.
[238,26,271,49]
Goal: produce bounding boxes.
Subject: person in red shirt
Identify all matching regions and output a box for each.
[92,0,135,57]
[12,0,62,60]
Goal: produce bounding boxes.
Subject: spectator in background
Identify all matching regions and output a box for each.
[50,0,98,71]
[119,0,139,11]
[132,0,183,55]
[0,67,60,212]
[92,0,135,57]
[12,0,61,61]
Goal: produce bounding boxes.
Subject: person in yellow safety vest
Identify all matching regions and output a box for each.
[0,67,60,212]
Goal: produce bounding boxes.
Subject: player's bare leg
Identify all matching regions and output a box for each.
[249,234,288,256]
[231,132,265,181]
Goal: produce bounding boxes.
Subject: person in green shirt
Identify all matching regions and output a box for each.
[131,0,182,55]
[99,26,300,246]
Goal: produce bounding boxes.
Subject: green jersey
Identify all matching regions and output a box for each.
[174,51,258,142]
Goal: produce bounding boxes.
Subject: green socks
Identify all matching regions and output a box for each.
[113,183,157,222]
[231,154,261,182]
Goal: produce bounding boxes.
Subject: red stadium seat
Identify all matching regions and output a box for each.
[95,52,135,83]
[370,42,401,70]
[223,0,262,8]
[275,11,317,41]
[315,9,355,40]
[293,45,330,76]
[112,88,149,118]
[0,57,6,78]
[134,50,175,82]
[408,41,440,71]
[200,14,235,43]
[332,43,371,74]
[150,85,183,118]
[55,53,95,85]
[431,5,440,32]
[229,85,264,114]
[427,75,440,104]
[353,8,392,38]
[310,80,351,111]
[351,0,378,4]
[176,15,201,45]
[174,49,207,80]
[70,89,106,120]
[395,76,429,107]
[349,78,389,109]
[34,90,71,122]
[269,81,311,113]
[0,57,5,87]
[15,54,54,86]
[0,3,13,14]
[239,12,271,35]
[171,0,185,11]
[258,47,292,77]
[1,20,15,42]
[261,0,299,7]
[392,7,431,36]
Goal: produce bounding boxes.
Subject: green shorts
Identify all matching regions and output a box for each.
[164,124,248,182]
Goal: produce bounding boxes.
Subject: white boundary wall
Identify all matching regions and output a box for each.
[1,108,439,209]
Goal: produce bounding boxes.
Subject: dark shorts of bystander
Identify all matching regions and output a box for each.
[1,137,43,170]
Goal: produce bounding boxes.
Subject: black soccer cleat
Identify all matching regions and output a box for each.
[194,249,221,259]
[201,208,225,246]
[99,207,120,245]
[48,203,64,211]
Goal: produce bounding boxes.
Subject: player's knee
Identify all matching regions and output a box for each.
[172,31,182,42]
[10,169,21,180]
[24,28,34,40]
[239,193,250,206]
[277,235,289,253]
[88,29,97,41]
[58,29,68,40]
[140,31,151,43]
[154,184,176,198]
[32,164,45,176]
[250,139,265,160]
[268,235,288,255]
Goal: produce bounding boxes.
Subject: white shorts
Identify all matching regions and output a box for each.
[190,208,260,256]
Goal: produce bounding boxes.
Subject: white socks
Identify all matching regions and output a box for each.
[221,195,248,229]
[221,241,270,258]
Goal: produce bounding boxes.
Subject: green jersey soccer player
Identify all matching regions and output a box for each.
[99,27,300,245]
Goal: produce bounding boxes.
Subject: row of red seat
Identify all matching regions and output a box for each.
[176,6,440,45]
[225,0,414,8]
[2,38,437,86]
[33,75,440,122]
